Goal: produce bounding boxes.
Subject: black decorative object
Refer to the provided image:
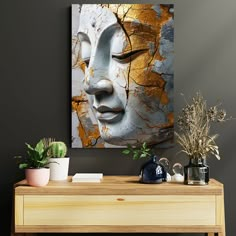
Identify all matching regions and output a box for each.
[139,156,167,184]
[184,156,209,185]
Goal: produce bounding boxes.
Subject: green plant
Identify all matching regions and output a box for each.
[15,139,51,169]
[49,141,67,158]
[122,142,153,160]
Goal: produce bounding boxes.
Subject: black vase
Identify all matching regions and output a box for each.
[184,156,209,185]
[139,156,167,184]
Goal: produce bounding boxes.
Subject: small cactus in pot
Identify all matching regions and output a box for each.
[43,139,70,181]
[49,141,67,158]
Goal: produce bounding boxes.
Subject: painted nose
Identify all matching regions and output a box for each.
[84,66,113,95]
[84,78,113,95]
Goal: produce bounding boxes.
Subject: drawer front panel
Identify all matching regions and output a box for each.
[23,195,215,226]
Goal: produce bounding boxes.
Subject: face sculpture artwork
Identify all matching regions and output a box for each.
[72,4,174,148]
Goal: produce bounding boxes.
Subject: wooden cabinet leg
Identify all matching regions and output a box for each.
[218,233,225,236]
[207,233,215,236]
[216,191,226,236]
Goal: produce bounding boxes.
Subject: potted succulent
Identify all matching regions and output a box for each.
[46,140,69,181]
[122,142,166,184]
[15,139,51,187]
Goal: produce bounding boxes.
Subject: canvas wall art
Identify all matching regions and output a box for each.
[72,4,174,148]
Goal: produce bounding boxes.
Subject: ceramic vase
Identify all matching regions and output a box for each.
[139,156,167,184]
[48,157,70,181]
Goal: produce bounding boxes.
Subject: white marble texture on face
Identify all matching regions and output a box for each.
[110,28,128,55]
[72,5,104,148]
[79,5,118,50]
[78,5,130,145]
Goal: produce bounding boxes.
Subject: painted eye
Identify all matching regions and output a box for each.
[82,57,90,67]
[112,49,147,64]
[80,40,91,67]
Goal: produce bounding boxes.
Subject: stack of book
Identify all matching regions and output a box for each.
[72,173,103,183]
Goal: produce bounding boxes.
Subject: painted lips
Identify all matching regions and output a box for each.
[94,105,124,123]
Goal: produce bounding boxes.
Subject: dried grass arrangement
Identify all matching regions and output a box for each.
[175,92,232,160]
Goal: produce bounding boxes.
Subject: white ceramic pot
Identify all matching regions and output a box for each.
[25,168,50,187]
[48,157,70,181]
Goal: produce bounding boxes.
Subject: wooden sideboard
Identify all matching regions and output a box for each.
[13,176,225,235]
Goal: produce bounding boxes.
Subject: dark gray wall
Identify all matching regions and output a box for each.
[1,0,236,235]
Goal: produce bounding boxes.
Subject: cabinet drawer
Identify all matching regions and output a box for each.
[18,195,216,226]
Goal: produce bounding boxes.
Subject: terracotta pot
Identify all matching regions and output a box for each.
[25,168,50,187]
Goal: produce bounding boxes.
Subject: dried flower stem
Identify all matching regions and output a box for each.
[175,92,231,160]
